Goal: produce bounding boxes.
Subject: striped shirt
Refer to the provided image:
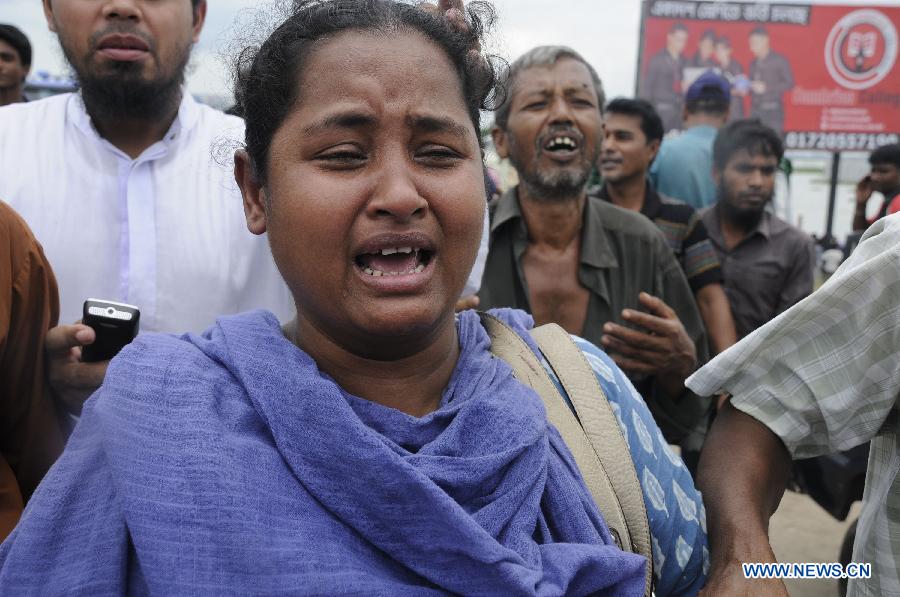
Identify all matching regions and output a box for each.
[686,213,900,596]
[596,183,723,294]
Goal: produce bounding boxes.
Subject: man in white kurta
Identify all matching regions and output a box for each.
[0,91,293,334]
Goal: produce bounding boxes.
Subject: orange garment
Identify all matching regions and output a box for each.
[868,193,900,227]
[0,201,65,541]
[886,194,900,218]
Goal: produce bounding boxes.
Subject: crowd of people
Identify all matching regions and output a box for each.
[1,0,899,595]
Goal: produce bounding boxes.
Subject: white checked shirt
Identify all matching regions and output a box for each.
[687,213,900,597]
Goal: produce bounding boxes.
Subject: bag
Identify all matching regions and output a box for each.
[480,313,654,597]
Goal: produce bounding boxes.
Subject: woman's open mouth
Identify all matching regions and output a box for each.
[351,233,438,292]
[354,246,434,277]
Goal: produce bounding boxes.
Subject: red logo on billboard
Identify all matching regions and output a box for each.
[825,9,897,89]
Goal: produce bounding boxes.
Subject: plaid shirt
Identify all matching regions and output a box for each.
[687,214,900,596]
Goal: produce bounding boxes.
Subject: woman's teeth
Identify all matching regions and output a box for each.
[358,246,428,276]
[362,264,426,276]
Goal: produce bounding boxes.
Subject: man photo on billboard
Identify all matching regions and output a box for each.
[748,27,794,136]
[691,29,717,69]
[642,22,689,132]
[714,35,747,121]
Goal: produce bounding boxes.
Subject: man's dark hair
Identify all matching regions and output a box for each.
[713,119,783,171]
[0,24,32,67]
[494,45,604,131]
[670,23,688,34]
[869,143,900,168]
[715,35,731,48]
[234,0,498,185]
[700,29,716,42]
[749,26,769,38]
[604,97,664,144]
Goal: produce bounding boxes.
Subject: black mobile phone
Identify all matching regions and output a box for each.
[81,299,140,362]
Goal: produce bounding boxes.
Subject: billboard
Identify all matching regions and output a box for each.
[637,1,900,151]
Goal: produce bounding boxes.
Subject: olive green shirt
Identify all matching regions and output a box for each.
[479,187,710,447]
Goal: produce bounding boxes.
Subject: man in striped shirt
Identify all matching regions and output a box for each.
[688,213,900,596]
[596,97,738,357]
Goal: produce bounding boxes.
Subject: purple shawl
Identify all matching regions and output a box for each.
[0,309,645,595]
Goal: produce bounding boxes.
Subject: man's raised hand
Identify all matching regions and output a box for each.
[600,292,697,384]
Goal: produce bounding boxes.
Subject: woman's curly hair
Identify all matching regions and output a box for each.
[233,0,500,184]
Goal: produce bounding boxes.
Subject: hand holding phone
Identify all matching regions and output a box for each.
[81,299,140,362]
[45,324,108,414]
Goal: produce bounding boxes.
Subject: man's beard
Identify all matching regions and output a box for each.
[718,182,770,230]
[507,140,593,203]
[60,29,190,121]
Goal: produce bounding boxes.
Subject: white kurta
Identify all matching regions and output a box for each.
[0,92,295,333]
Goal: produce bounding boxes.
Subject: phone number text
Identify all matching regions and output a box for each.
[785,132,900,151]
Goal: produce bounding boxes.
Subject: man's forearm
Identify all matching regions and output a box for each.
[695,284,738,355]
[698,403,792,575]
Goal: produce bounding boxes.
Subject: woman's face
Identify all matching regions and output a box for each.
[238,29,485,351]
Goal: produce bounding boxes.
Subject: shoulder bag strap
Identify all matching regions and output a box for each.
[478,314,641,559]
[529,323,653,595]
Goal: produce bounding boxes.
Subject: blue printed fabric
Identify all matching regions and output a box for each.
[465,308,708,594]
[549,336,709,596]
[0,309,646,596]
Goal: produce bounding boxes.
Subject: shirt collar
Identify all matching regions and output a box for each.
[493,186,618,269]
[683,125,718,139]
[756,209,773,238]
[709,203,774,243]
[581,195,619,269]
[490,186,523,234]
[595,180,661,221]
[69,89,199,157]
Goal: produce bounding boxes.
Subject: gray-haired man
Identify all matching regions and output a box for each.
[478,46,710,459]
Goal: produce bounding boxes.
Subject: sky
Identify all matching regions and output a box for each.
[5,0,897,103]
[5,0,645,102]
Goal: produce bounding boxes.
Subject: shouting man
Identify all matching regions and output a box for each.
[479,46,710,458]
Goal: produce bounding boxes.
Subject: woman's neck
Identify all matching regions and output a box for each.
[285,314,461,417]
